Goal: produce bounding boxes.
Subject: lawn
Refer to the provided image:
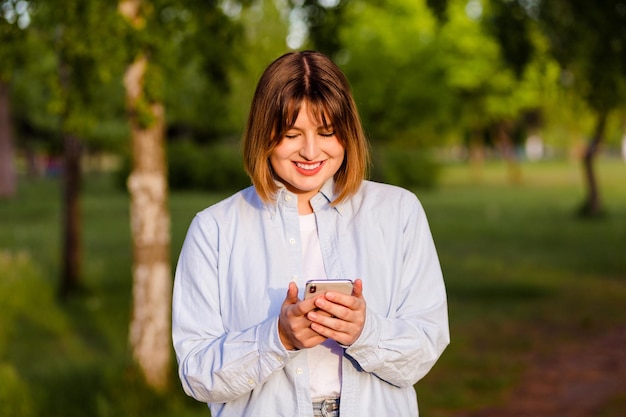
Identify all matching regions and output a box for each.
[0,158,624,416]
[417,159,626,415]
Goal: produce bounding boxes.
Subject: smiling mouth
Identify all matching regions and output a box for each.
[294,161,324,170]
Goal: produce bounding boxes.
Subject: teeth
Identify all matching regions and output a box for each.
[295,162,322,170]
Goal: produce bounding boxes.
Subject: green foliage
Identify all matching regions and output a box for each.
[0,362,33,417]
[2,0,130,154]
[482,0,626,115]
[142,0,248,139]
[536,0,626,113]
[292,0,349,57]
[35,1,128,137]
[226,0,291,131]
[340,0,455,144]
[0,0,30,82]
[0,253,40,417]
[370,146,440,189]
[167,140,251,192]
[338,0,555,150]
[484,0,534,79]
[5,0,250,157]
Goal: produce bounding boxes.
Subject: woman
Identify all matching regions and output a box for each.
[172,50,449,417]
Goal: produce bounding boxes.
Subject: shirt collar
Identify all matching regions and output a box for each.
[267,178,345,217]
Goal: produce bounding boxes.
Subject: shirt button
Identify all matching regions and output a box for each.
[296,368,303,375]
[289,238,295,245]
[285,195,292,201]
[247,379,254,385]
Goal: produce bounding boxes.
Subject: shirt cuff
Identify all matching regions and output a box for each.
[258,316,300,368]
[343,307,381,368]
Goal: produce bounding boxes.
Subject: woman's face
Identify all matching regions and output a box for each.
[270,101,345,212]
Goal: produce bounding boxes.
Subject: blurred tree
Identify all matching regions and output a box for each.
[26,0,127,296]
[119,0,248,391]
[157,0,246,143]
[426,0,448,22]
[0,0,29,198]
[431,0,626,215]
[0,71,16,199]
[228,0,291,129]
[537,0,626,216]
[119,0,171,392]
[337,0,564,186]
[339,0,450,144]
[340,1,537,147]
[441,0,551,183]
[289,0,349,57]
[484,0,533,80]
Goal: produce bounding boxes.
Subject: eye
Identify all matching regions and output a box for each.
[319,131,335,138]
[284,132,300,139]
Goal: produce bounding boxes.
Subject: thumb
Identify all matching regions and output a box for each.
[352,278,364,298]
[284,281,299,304]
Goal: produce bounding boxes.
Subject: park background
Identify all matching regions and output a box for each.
[1,0,625,416]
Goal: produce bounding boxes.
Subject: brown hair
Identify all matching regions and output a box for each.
[242,50,369,205]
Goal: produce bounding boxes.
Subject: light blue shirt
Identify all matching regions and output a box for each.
[172,179,449,417]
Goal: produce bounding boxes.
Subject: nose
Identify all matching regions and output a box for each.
[299,133,320,161]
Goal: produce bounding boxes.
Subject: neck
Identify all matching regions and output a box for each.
[298,200,313,215]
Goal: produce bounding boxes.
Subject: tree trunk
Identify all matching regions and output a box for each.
[493,121,522,185]
[120,0,172,391]
[0,80,17,199]
[57,54,83,298]
[579,111,607,217]
[60,133,83,297]
[469,127,485,182]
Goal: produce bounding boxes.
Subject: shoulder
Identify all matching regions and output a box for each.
[337,180,427,226]
[353,180,421,208]
[194,186,265,226]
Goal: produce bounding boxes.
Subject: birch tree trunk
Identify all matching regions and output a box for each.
[120,0,172,391]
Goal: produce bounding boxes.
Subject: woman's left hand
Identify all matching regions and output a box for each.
[306,278,366,346]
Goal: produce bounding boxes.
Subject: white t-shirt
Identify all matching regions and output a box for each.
[299,213,342,402]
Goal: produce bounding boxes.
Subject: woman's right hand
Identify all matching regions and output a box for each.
[278,281,327,350]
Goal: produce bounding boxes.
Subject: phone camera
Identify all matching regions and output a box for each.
[308,284,316,294]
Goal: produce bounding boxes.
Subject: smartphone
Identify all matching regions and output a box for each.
[304,279,354,299]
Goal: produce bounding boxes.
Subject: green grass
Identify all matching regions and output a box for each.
[416,159,626,415]
[1,159,625,416]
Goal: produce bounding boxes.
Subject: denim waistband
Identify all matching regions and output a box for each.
[312,398,340,417]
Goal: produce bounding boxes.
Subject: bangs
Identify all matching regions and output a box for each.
[280,95,337,133]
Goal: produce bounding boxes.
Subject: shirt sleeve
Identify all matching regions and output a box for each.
[344,194,450,388]
[172,215,296,403]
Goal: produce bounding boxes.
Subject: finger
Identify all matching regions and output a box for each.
[309,320,354,346]
[352,278,363,298]
[310,298,355,320]
[284,281,299,305]
[324,278,363,308]
[310,309,364,346]
[322,292,359,314]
